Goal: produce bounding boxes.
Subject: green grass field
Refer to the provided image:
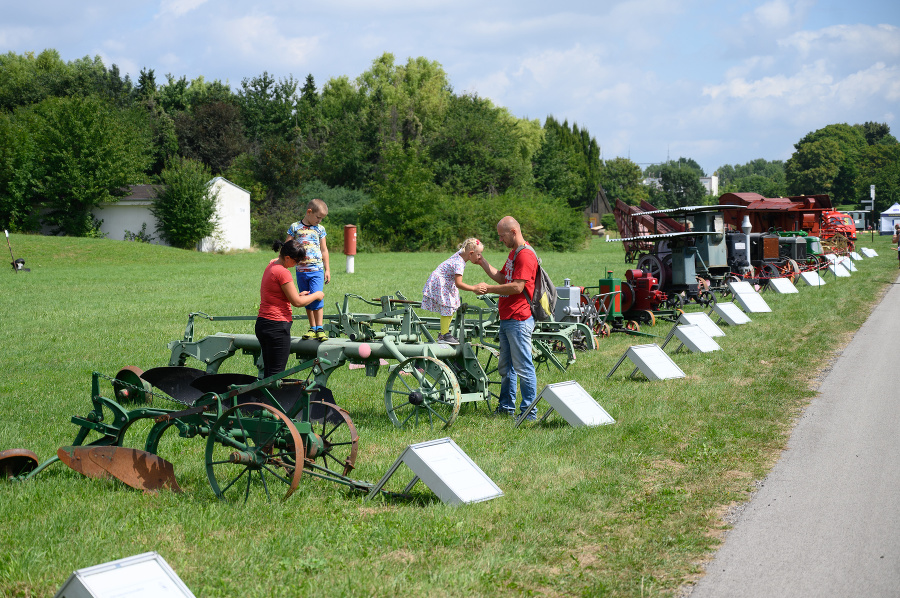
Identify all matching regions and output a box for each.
[1,232,897,597]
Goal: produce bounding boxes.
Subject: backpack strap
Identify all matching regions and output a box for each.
[511,244,539,301]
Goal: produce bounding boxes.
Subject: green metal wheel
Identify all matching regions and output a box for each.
[205,402,303,502]
[384,356,461,429]
[305,401,358,478]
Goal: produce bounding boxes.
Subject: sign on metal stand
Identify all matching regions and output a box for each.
[767,277,798,294]
[678,312,725,337]
[850,251,863,261]
[54,552,195,598]
[798,271,826,287]
[828,263,851,277]
[727,281,771,313]
[861,247,878,257]
[713,302,752,326]
[366,438,503,505]
[515,381,615,428]
[607,344,686,380]
[668,324,721,353]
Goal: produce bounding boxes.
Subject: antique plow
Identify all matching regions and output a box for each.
[3,357,374,502]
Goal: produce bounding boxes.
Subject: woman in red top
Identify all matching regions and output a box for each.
[256,240,325,378]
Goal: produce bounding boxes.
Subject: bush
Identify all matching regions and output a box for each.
[151,157,218,249]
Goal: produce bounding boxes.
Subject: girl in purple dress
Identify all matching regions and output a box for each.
[421,238,485,344]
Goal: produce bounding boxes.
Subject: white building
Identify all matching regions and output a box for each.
[92,177,251,251]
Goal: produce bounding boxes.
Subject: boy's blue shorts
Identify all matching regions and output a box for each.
[296,270,325,311]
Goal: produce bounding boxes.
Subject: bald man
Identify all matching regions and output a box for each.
[474,216,538,420]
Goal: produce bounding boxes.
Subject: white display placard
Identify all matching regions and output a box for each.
[678,312,725,337]
[767,277,798,294]
[366,438,502,505]
[828,263,851,277]
[733,289,771,313]
[824,253,838,264]
[518,381,615,428]
[861,247,878,257]
[798,271,826,287]
[54,552,195,598]
[673,325,721,353]
[850,251,863,261]
[626,344,686,380]
[839,257,857,272]
[713,302,752,325]
[726,280,756,295]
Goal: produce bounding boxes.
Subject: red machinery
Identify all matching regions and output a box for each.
[718,192,856,252]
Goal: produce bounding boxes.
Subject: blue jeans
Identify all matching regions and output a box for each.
[497,317,537,417]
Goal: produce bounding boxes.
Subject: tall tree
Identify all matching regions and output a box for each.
[599,157,647,206]
[28,95,152,236]
[786,124,866,202]
[175,101,247,175]
[237,71,299,142]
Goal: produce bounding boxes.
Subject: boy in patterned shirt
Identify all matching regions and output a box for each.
[286,198,331,341]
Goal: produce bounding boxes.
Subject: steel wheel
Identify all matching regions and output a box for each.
[625,320,640,332]
[305,401,358,478]
[641,310,656,326]
[206,402,303,502]
[786,258,801,283]
[384,356,461,429]
[637,254,666,289]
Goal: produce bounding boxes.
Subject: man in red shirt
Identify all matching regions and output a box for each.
[474,216,538,420]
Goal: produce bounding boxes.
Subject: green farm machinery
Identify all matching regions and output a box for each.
[2,357,372,502]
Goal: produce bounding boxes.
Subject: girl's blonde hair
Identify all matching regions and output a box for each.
[458,238,483,253]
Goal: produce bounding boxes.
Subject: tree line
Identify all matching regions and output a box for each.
[1,49,897,251]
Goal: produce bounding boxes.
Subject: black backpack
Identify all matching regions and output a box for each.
[512,245,557,321]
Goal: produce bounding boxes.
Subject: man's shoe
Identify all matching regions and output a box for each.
[493,407,514,418]
[302,329,316,340]
[315,330,329,341]
[520,412,538,422]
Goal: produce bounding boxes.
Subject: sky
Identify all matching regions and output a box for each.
[2,0,899,176]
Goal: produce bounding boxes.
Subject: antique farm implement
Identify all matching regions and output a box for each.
[168,297,500,429]
[2,357,374,502]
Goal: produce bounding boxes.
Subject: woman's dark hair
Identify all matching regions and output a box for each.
[272,240,307,262]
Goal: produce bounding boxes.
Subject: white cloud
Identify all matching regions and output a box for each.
[158,0,209,18]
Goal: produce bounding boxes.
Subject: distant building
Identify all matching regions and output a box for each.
[700,175,718,196]
[91,177,251,251]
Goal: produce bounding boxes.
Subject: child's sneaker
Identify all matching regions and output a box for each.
[438,333,459,345]
[302,329,316,340]
[315,330,329,341]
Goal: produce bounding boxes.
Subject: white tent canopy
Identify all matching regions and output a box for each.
[880,203,900,234]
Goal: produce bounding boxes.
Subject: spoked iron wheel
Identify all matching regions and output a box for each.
[384,356,461,429]
[304,400,358,478]
[205,402,303,502]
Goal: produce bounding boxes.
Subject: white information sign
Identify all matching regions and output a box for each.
[517,381,615,428]
[824,253,838,264]
[673,324,721,353]
[861,247,878,257]
[850,251,863,261]
[366,438,503,505]
[767,277,798,294]
[838,257,857,272]
[627,344,685,380]
[713,302,752,325]
[732,289,771,313]
[54,552,195,598]
[798,271,826,287]
[677,312,725,337]
[828,263,851,277]
[726,280,756,295]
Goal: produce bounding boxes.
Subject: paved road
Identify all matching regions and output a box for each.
[689,274,900,598]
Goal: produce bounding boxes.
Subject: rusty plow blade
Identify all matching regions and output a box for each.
[0,448,40,479]
[58,446,182,493]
